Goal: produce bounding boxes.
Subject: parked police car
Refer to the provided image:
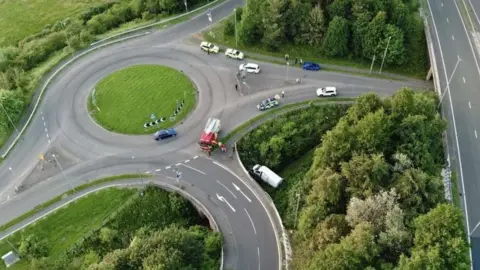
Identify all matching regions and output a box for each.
[257,97,279,111]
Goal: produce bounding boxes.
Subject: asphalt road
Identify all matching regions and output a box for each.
[0,0,432,269]
[427,0,480,268]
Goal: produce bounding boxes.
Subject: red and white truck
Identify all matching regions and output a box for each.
[199,117,221,154]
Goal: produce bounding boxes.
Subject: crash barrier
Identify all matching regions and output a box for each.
[143,100,185,128]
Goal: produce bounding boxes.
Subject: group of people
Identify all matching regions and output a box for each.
[284,54,303,65]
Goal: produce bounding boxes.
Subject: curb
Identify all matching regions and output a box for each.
[1,0,225,159]
[234,142,291,270]
[0,179,225,270]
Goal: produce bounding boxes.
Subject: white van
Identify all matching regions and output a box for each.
[316,86,337,97]
[251,164,283,188]
[239,63,260,74]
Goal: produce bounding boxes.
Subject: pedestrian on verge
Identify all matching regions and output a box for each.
[281,90,285,98]
[300,58,303,65]
[235,84,238,91]
[232,145,236,153]
[295,58,298,65]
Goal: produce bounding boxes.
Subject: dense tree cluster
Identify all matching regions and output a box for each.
[238,88,470,269]
[224,0,426,71]
[0,0,207,144]
[19,186,222,269]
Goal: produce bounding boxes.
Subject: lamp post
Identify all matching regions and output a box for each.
[379,36,392,74]
[184,0,188,13]
[438,55,462,109]
[285,62,290,81]
[369,54,376,75]
[52,153,76,192]
[0,103,19,134]
[294,193,300,228]
[234,8,238,47]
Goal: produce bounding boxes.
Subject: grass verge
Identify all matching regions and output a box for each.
[451,170,460,208]
[0,174,149,232]
[0,188,136,269]
[89,65,196,134]
[203,15,426,80]
[221,98,355,144]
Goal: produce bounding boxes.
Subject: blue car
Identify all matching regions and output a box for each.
[154,128,177,141]
[302,62,321,71]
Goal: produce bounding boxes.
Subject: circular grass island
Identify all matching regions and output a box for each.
[88,65,196,134]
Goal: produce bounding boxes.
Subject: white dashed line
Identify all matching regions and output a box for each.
[452,35,455,40]
[244,208,257,235]
[46,133,49,139]
[257,247,261,270]
[216,180,237,199]
[441,2,443,7]
[43,121,46,126]
[175,163,181,166]
[193,155,199,159]
[145,171,150,174]
[475,130,478,139]
[180,163,206,175]
[469,101,472,108]
[44,128,48,133]
[155,169,161,172]
[447,17,449,23]
[165,166,171,169]
[185,159,190,163]
[48,139,51,144]
[463,77,466,83]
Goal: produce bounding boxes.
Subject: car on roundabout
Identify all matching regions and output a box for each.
[316,86,337,97]
[257,97,279,111]
[200,41,219,54]
[154,128,177,141]
[239,63,260,74]
[302,61,321,71]
[225,48,244,59]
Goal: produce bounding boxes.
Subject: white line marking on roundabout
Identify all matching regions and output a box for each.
[244,208,257,235]
[180,163,206,175]
[216,180,237,199]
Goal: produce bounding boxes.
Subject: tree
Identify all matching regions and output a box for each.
[261,0,287,50]
[352,108,391,154]
[308,222,379,270]
[0,89,25,131]
[398,204,470,269]
[363,11,387,60]
[328,0,351,19]
[309,214,349,251]
[347,92,383,122]
[351,12,371,57]
[297,5,326,46]
[322,16,349,57]
[381,24,406,66]
[18,234,49,259]
[99,227,119,248]
[238,0,266,45]
[391,1,409,31]
[341,153,390,198]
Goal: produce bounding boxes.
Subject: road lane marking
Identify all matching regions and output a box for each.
[43,121,46,126]
[165,166,171,169]
[216,180,237,198]
[475,130,478,138]
[426,0,471,261]
[175,163,181,166]
[441,2,443,7]
[216,193,236,212]
[452,35,455,40]
[257,247,261,270]
[244,208,257,235]
[232,182,251,202]
[463,77,466,83]
[180,163,206,175]
[46,133,49,139]
[155,169,161,172]
[48,139,51,144]
[44,128,48,133]
[447,17,449,23]
[193,155,199,159]
[185,159,190,163]
[469,101,472,108]
[145,171,150,174]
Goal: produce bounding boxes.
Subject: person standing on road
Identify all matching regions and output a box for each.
[235,84,238,91]
[281,90,285,98]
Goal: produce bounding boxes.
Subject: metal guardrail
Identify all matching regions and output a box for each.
[1,0,223,159]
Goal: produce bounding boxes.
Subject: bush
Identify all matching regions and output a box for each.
[79,2,116,24]
[223,18,235,36]
[16,32,67,70]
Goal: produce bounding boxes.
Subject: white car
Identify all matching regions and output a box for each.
[239,63,260,74]
[225,48,244,59]
[200,41,219,54]
[316,86,337,97]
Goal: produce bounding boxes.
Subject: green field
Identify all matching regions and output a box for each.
[0,188,136,269]
[0,0,106,46]
[90,65,196,134]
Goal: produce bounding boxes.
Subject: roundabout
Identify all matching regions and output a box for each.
[89,64,196,135]
[0,0,433,269]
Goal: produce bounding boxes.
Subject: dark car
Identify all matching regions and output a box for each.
[153,128,177,141]
[302,62,321,71]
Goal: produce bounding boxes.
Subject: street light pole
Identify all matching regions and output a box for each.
[369,54,376,75]
[294,193,300,228]
[0,102,19,133]
[234,8,238,47]
[285,62,290,81]
[471,220,480,237]
[52,153,76,192]
[379,36,392,74]
[438,55,462,109]
[184,0,188,13]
